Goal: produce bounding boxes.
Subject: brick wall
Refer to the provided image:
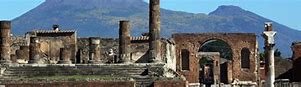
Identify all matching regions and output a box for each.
[172,33,258,83]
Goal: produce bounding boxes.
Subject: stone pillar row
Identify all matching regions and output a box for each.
[27,37,103,64]
[0,0,163,64]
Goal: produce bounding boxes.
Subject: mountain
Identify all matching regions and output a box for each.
[12,0,301,57]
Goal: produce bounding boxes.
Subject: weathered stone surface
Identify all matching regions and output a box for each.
[119,20,131,63]
[198,52,220,85]
[26,29,77,64]
[88,37,102,64]
[148,63,165,77]
[20,46,29,60]
[58,47,72,64]
[291,42,301,82]
[263,22,276,87]
[149,0,161,63]
[3,81,135,87]
[0,63,178,86]
[172,33,257,83]
[29,37,41,64]
[0,21,12,64]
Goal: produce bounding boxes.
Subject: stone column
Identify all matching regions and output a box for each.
[262,22,276,87]
[119,20,131,63]
[20,46,29,60]
[16,46,29,64]
[0,21,12,64]
[29,37,40,64]
[88,37,102,64]
[58,47,72,64]
[149,0,161,63]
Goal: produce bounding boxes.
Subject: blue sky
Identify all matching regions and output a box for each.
[0,0,300,30]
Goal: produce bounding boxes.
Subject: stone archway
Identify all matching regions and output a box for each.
[173,33,257,84]
[199,39,233,84]
[199,39,233,60]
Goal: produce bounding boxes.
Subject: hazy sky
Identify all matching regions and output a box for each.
[0,0,300,30]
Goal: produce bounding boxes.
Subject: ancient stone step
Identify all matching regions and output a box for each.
[2,64,151,78]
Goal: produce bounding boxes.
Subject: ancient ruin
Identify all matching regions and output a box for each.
[1,0,301,87]
[0,21,12,64]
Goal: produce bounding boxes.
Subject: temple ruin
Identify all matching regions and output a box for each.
[1,0,300,87]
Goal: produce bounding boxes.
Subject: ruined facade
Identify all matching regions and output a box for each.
[0,0,281,87]
[291,42,301,82]
[24,29,77,64]
[172,33,259,86]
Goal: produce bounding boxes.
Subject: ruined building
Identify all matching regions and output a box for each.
[0,0,284,87]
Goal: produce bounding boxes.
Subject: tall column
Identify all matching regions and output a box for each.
[262,22,276,87]
[149,0,161,63]
[119,20,131,63]
[29,37,40,64]
[58,47,72,64]
[0,21,12,64]
[88,37,102,64]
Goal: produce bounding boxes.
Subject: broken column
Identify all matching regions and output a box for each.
[16,46,29,64]
[0,21,12,64]
[119,20,131,63]
[88,37,102,64]
[149,0,161,63]
[29,37,41,64]
[58,47,72,64]
[20,46,30,60]
[19,46,29,60]
[262,22,276,87]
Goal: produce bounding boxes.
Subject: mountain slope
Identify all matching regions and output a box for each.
[12,0,301,57]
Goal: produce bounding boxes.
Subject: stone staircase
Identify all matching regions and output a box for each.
[0,64,164,87]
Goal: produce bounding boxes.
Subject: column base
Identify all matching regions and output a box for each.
[58,60,72,64]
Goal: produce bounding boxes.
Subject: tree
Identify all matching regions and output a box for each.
[274,49,281,57]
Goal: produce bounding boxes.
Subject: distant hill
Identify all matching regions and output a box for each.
[12,0,301,57]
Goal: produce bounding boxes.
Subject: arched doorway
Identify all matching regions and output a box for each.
[199,39,233,84]
[199,57,214,86]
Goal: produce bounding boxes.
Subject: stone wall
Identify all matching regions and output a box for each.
[25,30,77,64]
[291,42,301,82]
[172,33,258,83]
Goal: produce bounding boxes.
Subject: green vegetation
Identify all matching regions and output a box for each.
[259,50,292,78]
